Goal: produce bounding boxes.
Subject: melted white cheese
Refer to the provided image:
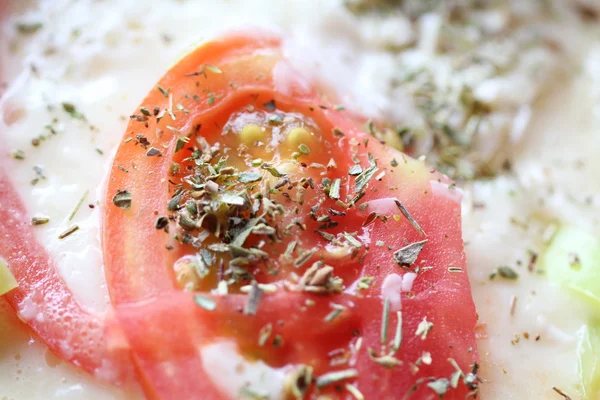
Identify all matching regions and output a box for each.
[463,50,600,398]
[0,1,599,399]
[200,341,288,399]
[381,273,403,311]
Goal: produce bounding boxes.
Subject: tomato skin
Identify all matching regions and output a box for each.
[102,33,288,303]
[117,292,374,400]
[0,169,134,383]
[103,33,479,399]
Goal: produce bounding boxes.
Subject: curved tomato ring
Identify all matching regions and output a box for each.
[0,171,134,383]
[103,33,479,399]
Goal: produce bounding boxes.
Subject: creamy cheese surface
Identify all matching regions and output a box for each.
[1,0,599,399]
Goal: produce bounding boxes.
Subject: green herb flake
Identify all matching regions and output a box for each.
[58,225,79,239]
[261,165,286,178]
[199,249,213,267]
[273,334,284,348]
[258,323,273,347]
[243,281,264,316]
[324,304,345,323]
[393,239,428,267]
[208,93,215,105]
[221,193,246,206]
[112,189,132,210]
[252,223,276,236]
[62,103,85,120]
[348,164,363,176]
[415,317,433,340]
[362,212,379,227]
[238,171,263,183]
[329,178,341,200]
[294,249,316,268]
[193,252,210,279]
[393,198,426,236]
[31,216,50,226]
[568,253,581,270]
[490,266,519,280]
[316,369,358,388]
[343,233,362,248]
[156,85,169,98]
[298,143,310,155]
[155,216,169,230]
[552,387,573,400]
[194,294,216,311]
[317,230,335,242]
[357,276,373,290]
[345,383,364,400]
[332,127,345,137]
[13,150,25,160]
[146,147,162,157]
[204,64,222,75]
[448,358,464,389]
[392,311,402,352]
[367,349,402,368]
[450,370,462,389]
[231,218,260,247]
[268,114,283,124]
[179,213,197,231]
[263,100,276,111]
[284,365,312,399]
[427,378,450,397]
[381,297,390,345]
[68,189,89,221]
[364,119,375,135]
[285,240,297,257]
[175,136,189,153]
[16,22,43,35]
[167,192,182,211]
[354,156,378,193]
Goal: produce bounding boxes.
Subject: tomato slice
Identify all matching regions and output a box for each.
[103,33,479,399]
[0,169,134,383]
